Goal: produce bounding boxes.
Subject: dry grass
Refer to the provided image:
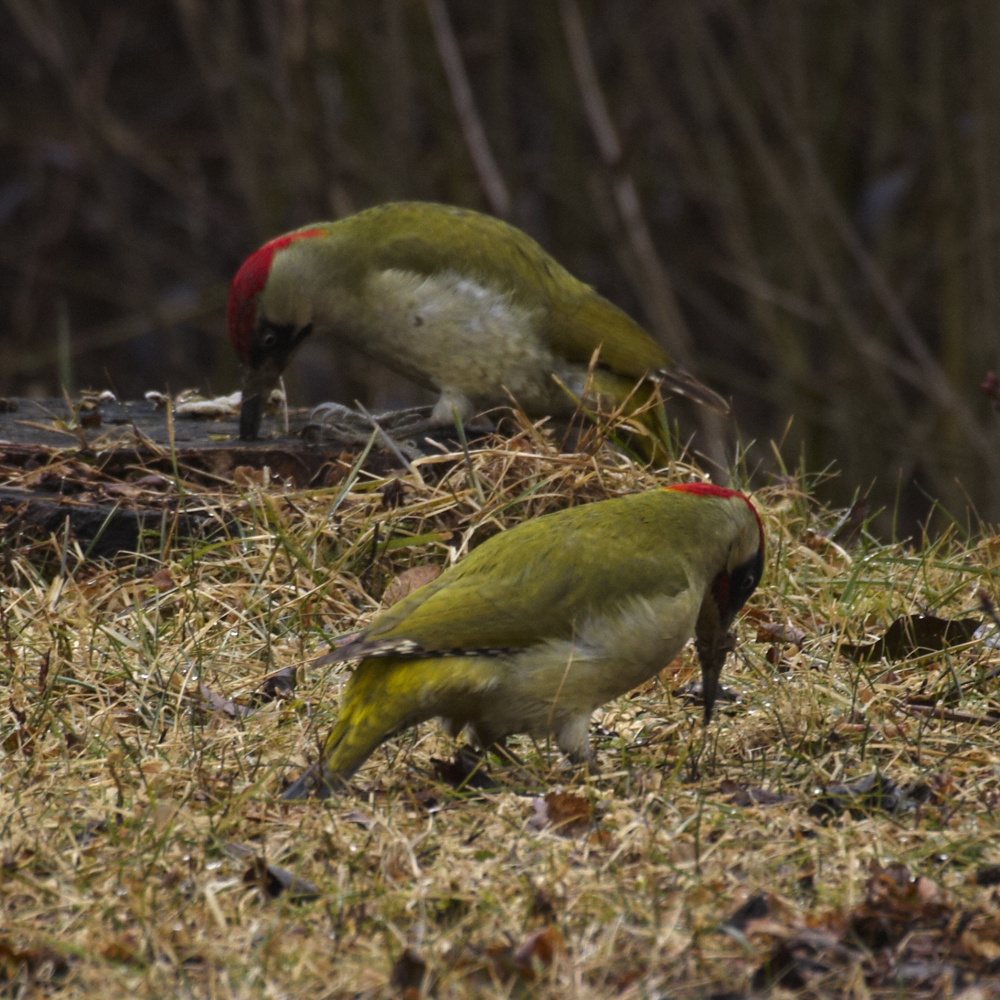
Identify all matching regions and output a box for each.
[2,423,1000,998]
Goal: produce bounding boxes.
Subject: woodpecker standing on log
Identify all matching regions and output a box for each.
[227,202,726,459]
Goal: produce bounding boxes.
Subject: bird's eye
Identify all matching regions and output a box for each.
[261,330,278,349]
[727,549,763,613]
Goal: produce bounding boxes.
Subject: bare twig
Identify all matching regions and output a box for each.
[902,703,1000,727]
[7,0,200,208]
[173,0,266,232]
[558,0,729,473]
[720,0,1000,481]
[557,0,693,364]
[684,6,949,485]
[424,0,511,218]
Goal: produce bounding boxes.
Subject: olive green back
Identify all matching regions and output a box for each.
[356,489,754,653]
[290,203,672,378]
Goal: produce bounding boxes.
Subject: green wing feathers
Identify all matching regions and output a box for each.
[332,494,699,659]
[547,290,671,375]
[340,203,671,369]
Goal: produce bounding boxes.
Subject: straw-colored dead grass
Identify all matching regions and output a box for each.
[2,425,1000,998]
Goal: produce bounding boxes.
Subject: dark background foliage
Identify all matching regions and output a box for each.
[2,0,999,532]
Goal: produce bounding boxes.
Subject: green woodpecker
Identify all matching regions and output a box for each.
[282,483,764,799]
[227,202,725,454]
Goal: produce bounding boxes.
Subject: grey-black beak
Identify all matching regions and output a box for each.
[239,392,263,440]
[695,629,736,724]
[700,657,721,724]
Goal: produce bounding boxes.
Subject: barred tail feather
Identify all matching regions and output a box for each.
[656,367,730,415]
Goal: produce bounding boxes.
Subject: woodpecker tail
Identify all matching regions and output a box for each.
[584,371,675,466]
[627,381,675,466]
[281,656,483,798]
[655,366,730,415]
[280,662,406,798]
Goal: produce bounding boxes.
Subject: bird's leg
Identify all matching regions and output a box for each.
[306,402,429,455]
[462,724,526,769]
[430,387,475,426]
[557,713,599,773]
[307,387,491,451]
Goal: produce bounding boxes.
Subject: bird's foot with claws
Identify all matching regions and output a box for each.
[304,402,432,457]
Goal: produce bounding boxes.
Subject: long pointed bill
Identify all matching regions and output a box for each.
[695,628,736,723]
[656,367,730,416]
[694,629,736,726]
[700,655,722,724]
[240,392,264,440]
[239,360,283,440]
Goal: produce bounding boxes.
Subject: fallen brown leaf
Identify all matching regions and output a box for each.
[150,567,175,591]
[756,621,807,647]
[383,564,442,605]
[390,949,429,998]
[199,682,248,719]
[528,792,592,836]
[842,614,981,661]
[512,926,565,976]
[233,466,265,487]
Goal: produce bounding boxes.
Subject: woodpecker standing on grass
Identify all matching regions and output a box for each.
[227,202,726,459]
[282,482,764,799]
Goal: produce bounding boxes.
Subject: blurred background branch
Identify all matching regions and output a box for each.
[0,0,998,531]
[425,0,511,218]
